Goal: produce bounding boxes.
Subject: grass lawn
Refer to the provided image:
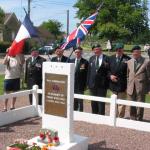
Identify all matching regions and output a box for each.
[84,89,150,103]
[146,94,150,103]
[82,43,147,58]
[82,43,144,52]
[0,74,4,95]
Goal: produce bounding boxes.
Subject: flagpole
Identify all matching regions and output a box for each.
[66,48,74,62]
[97,1,104,12]
[23,8,28,15]
[67,10,69,36]
[28,0,31,19]
[61,1,104,63]
[23,8,51,60]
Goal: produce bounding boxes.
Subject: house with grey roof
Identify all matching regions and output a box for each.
[0,13,20,42]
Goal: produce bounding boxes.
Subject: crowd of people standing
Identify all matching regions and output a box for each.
[2,43,150,121]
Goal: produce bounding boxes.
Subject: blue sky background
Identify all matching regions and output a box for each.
[0,0,150,33]
[0,0,78,33]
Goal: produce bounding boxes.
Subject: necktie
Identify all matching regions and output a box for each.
[95,56,99,70]
[32,57,35,63]
[116,56,121,63]
[134,60,138,72]
[58,57,61,62]
[75,59,80,71]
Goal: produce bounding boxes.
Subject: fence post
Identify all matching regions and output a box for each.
[32,85,39,106]
[110,94,117,127]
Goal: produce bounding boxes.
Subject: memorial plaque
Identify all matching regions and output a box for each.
[45,73,68,117]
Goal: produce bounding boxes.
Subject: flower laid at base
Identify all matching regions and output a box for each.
[7,128,60,150]
[38,128,60,146]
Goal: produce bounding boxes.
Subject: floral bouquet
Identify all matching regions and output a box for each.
[38,128,60,146]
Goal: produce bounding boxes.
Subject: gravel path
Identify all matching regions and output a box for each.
[0,96,150,150]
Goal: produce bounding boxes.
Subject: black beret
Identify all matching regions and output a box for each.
[31,46,39,51]
[131,45,141,52]
[115,43,124,50]
[92,44,101,50]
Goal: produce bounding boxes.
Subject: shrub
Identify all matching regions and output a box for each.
[0,41,11,53]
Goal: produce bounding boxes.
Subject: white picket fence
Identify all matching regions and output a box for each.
[0,85,150,133]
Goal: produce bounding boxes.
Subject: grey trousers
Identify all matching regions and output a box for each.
[128,89,145,121]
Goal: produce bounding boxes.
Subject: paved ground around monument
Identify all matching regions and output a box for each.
[0,96,150,150]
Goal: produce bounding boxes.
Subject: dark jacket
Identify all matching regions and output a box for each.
[25,56,46,88]
[51,55,69,62]
[108,54,130,92]
[70,58,89,92]
[87,54,109,89]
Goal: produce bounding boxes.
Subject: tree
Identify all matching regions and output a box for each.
[74,0,150,44]
[40,19,62,39]
[0,7,5,24]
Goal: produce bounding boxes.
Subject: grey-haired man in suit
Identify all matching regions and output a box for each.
[87,44,109,115]
[127,45,150,121]
[70,47,88,111]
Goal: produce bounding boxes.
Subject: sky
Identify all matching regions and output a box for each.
[0,0,150,33]
[0,0,78,33]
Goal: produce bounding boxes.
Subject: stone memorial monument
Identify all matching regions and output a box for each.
[28,62,88,150]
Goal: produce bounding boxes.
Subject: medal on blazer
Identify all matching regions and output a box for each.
[80,64,85,69]
[35,63,42,68]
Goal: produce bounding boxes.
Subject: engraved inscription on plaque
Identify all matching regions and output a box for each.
[45,73,68,117]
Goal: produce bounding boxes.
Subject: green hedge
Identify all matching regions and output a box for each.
[0,41,11,53]
[0,74,4,95]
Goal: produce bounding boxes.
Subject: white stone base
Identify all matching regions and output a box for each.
[28,134,88,150]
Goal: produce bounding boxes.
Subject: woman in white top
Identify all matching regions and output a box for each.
[2,48,25,112]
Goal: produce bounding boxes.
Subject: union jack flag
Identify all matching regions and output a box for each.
[61,12,98,50]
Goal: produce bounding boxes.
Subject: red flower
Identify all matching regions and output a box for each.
[40,133,45,140]
[54,137,59,141]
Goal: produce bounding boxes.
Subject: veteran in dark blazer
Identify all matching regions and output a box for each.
[51,46,69,62]
[108,43,130,118]
[127,45,150,121]
[70,47,88,111]
[25,48,46,105]
[87,44,109,115]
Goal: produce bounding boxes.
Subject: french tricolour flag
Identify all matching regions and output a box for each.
[8,14,38,56]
